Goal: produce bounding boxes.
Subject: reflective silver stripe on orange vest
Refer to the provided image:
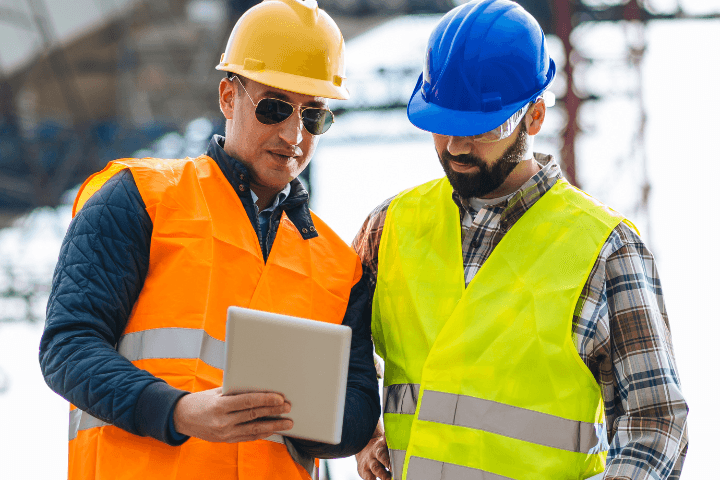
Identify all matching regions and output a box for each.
[70,329,315,477]
[383,383,420,414]
[69,412,314,477]
[70,412,287,446]
[406,457,513,480]
[418,390,609,454]
[69,409,109,441]
[389,448,406,479]
[118,328,225,370]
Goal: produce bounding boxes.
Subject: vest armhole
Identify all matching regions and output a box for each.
[73,162,130,216]
[352,256,363,287]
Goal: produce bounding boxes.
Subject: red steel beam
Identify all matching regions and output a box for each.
[552,0,580,187]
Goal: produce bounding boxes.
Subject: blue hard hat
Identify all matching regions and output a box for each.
[407,0,556,137]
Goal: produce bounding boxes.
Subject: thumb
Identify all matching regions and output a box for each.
[377,440,391,471]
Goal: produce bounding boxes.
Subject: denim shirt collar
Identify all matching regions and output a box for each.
[251,183,291,215]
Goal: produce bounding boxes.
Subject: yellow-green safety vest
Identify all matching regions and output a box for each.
[373,177,635,480]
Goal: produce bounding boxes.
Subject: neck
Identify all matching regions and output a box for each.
[480,156,540,199]
[221,140,285,211]
[251,183,283,211]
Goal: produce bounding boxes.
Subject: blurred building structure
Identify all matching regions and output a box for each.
[1,0,719,231]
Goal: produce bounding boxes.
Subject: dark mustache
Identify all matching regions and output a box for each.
[441,150,480,166]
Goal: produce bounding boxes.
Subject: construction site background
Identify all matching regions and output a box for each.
[1,0,718,478]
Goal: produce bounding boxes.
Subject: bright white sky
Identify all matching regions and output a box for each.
[1,5,719,480]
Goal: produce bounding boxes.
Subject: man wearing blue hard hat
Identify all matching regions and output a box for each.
[353,1,688,479]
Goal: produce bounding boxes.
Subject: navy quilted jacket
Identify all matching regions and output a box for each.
[39,136,380,458]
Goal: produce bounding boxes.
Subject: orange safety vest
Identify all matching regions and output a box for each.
[67,155,363,480]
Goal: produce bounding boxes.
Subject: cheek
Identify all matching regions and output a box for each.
[237,121,270,155]
[300,135,319,162]
[471,138,514,164]
[433,135,449,154]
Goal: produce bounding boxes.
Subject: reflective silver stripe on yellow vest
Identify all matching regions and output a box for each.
[389,448,406,479]
[406,457,513,480]
[383,383,418,477]
[383,389,608,480]
[405,458,607,480]
[383,383,419,477]
[418,390,608,454]
[383,383,420,415]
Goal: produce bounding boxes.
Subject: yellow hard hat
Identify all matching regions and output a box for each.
[216,0,349,100]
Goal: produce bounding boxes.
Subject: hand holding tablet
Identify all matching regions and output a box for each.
[173,387,293,443]
[223,306,352,444]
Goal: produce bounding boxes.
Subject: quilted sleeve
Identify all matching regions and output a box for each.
[39,169,188,445]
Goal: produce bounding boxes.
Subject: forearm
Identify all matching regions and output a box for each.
[601,234,689,479]
[39,170,187,443]
[604,408,688,479]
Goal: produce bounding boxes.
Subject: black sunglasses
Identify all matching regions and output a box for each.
[233,76,334,136]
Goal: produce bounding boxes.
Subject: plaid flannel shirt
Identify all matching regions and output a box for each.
[352,154,688,480]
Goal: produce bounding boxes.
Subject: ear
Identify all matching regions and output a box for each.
[219,77,235,120]
[526,98,546,136]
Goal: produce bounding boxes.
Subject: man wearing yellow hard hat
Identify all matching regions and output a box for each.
[39,1,380,479]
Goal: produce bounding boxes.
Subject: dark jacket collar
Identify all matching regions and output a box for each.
[205,135,318,240]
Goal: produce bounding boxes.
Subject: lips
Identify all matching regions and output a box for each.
[268,151,297,165]
[449,159,479,173]
[269,147,301,162]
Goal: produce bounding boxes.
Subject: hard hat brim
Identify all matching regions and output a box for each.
[406,74,535,137]
[216,64,349,101]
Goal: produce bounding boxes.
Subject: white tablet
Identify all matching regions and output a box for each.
[223,306,352,444]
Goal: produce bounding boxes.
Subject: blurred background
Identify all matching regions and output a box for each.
[0,0,718,478]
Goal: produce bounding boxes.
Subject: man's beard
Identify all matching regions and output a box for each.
[439,122,529,198]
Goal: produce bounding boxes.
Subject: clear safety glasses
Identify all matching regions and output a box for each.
[232,76,335,136]
[470,92,554,143]
[471,103,531,143]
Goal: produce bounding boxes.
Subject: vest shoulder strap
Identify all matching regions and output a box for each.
[309,210,363,286]
[73,157,206,217]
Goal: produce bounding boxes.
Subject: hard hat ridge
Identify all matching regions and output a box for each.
[408,0,555,136]
[283,0,319,26]
[216,0,348,99]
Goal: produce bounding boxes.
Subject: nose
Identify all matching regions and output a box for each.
[446,136,472,156]
[278,109,304,146]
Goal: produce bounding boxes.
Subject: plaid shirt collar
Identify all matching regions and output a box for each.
[451,153,561,232]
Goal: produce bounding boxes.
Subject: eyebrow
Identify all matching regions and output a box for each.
[261,90,327,109]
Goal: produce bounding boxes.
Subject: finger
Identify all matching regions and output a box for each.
[377,445,391,471]
[225,392,286,412]
[225,418,294,443]
[358,464,378,480]
[229,402,291,424]
[357,466,373,480]
[228,431,279,443]
[369,460,392,480]
[238,417,294,435]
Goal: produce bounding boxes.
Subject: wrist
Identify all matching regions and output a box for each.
[135,381,189,445]
[172,394,191,437]
[373,420,384,438]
